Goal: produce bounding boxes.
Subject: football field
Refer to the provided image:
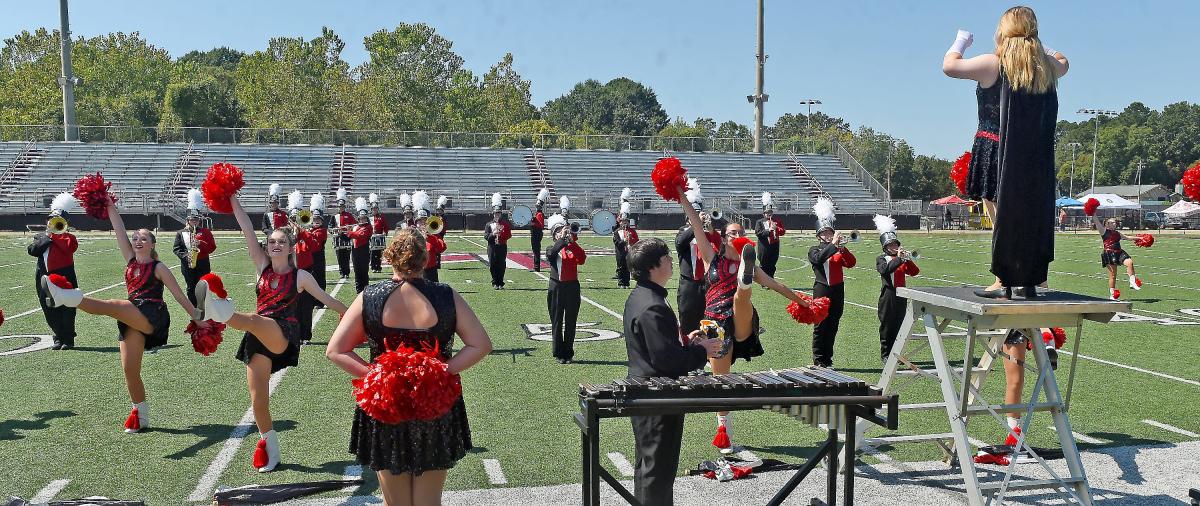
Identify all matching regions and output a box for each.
[1,229,1198,504]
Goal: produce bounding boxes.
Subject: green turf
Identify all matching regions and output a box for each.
[1,229,1198,503]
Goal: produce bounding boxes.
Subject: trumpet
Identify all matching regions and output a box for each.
[901,249,921,261]
[710,208,724,221]
[47,215,68,234]
[836,230,861,247]
[296,209,314,228]
[426,215,445,235]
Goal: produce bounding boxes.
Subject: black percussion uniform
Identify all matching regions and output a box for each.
[530,209,545,271]
[877,253,919,362]
[674,226,717,335]
[613,226,639,288]
[347,221,373,293]
[335,210,355,277]
[809,241,855,367]
[172,227,216,306]
[623,280,710,506]
[754,217,785,278]
[484,218,512,288]
[370,214,389,273]
[29,232,78,347]
[547,236,586,361]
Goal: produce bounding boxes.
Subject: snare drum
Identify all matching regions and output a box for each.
[369,234,388,251]
[333,234,352,251]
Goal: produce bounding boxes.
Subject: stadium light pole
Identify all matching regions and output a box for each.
[1078,108,1119,194]
[748,0,768,154]
[58,0,79,141]
[799,99,821,153]
[1066,142,1082,197]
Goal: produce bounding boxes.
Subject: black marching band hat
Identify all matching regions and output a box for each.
[874,214,900,251]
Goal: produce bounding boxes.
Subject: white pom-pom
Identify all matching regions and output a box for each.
[873,214,897,234]
[268,183,282,197]
[412,190,430,212]
[536,188,551,203]
[620,187,632,201]
[559,195,571,211]
[354,197,369,213]
[368,192,379,205]
[491,192,503,208]
[761,192,773,207]
[309,193,325,212]
[336,188,348,202]
[813,197,835,224]
[287,190,303,211]
[51,192,78,214]
[436,195,448,208]
[186,189,204,211]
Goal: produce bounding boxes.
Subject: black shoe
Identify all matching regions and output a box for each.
[974,287,1012,299]
[738,243,757,288]
[556,358,567,364]
[1020,286,1038,299]
[1047,348,1059,370]
[51,342,64,350]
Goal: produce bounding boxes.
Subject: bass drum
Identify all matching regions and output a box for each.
[511,205,533,227]
[590,209,617,236]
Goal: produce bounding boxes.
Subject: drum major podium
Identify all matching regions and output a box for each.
[851,286,1129,505]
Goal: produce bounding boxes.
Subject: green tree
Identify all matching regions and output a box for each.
[179,47,245,71]
[158,61,244,142]
[541,77,668,139]
[481,53,536,132]
[354,23,465,132]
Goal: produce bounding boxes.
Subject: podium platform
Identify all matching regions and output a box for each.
[851,286,1130,506]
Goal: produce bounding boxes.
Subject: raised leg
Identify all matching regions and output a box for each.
[227,312,289,354]
[77,298,153,335]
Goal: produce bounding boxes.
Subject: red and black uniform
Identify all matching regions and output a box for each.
[530,208,546,271]
[172,227,217,306]
[1100,229,1130,268]
[335,210,356,277]
[613,226,640,288]
[484,218,512,288]
[703,251,764,363]
[754,217,786,277]
[236,266,301,373]
[120,259,171,349]
[809,242,856,367]
[423,233,447,283]
[262,209,289,236]
[547,236,586,361]
[877,253,920,361]
[29,231,78,347]
[370,213,390,272]
[294,229,320,343]
[348,220,373,293]
[308,220,329,293]
[673,226,721,334]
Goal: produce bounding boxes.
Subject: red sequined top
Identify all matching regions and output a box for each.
[125,259,163,302]
[256,266,298,321]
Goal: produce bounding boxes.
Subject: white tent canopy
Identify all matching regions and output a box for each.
[1076,193,1141,210]
[1162,200,1200,217]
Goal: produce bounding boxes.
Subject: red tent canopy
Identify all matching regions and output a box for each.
[930,195,976,206]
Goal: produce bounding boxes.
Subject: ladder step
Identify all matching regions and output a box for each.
[863,433,955,445]
[978,477,1086,493]
[964,402,1061,416]
[898,402,947,411]
[895,366,989,377]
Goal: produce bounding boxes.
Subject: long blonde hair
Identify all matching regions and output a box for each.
[994,6,1056,94]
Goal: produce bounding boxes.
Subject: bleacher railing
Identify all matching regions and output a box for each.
[831,138,889,203]
[1,124,829,154]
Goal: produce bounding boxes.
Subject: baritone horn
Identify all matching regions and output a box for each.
[297,209,314,227]
[426,215,445,235]
[48,215,68,234]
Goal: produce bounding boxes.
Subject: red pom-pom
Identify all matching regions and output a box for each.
[353,344,462,424]
[72,173,116,220]
[47,273,74,289]
[1112,289,1121,300]
[1134,234,1154,248]
[201,162,245,214]
[651,157,689,202]
[786,292,831,325]
[1051,327,1066,349]
[252,438,268,468]
[1182,162,1200,202]
[1083,197,1100,216]
[186,320,226,356]
[200,273,227,298]
[731,236,757,253]
[124,408,140,431]
[951,151,971,196]
[712,425,731,449]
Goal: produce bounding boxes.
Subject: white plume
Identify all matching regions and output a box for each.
[309,193,325,212]
[559,195,570,211]
[50,192,77,214]
[491,192,503,208]
[685,177,703,204]
[536,188,550,204]
[287,190,303,211]
[186,188,204,211]
[336,188,348,202]
[368,192,379,205]
[813,197,835,225]
[620,187,632,201]
[412,190,430,212]
[354,196,369,213]
[761,192,773,207]
[873,214,897,235]
[436,195,448,208]
[620,201,631,216]
[399,192,411,209]
[268,183,282,197]
[546,214,567,232]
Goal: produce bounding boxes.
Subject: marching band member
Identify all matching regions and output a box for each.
[1093,215,1143,300]
[434,195,449,273]
[41,196,205,432]
[195,193,346,472]
[675,179,815,455]
[350,197,374,293]
[809,197,855,368]
[261,183,288,237]
[400,192,417,230]
[754,192,786,278]
[483,193,512,290]
[613,200,639,288]
[172,189,216,307]
[29,193,79,350]
[546,214,586,364]
[334,188,354,279]
[414,191,447,283]
[623,238,723,505]
[673,182,719,335]
[368,193,389,273]
[308,193,330,299]
[874,215,919,362]
[326,228,493,506]
[287,190,320,344]
[530,188,549,272]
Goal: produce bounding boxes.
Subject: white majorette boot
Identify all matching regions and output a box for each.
[194,273,235,323]
[41,274,82,308]
[254,429,281,472]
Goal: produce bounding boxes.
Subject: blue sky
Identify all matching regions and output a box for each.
[3,0,1196,159]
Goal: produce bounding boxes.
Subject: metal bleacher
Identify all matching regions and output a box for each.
[351,147,533,209]
[1,142,180,211]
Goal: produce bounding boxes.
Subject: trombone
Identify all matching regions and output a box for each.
[47,215,69,234]
[426,215,445,235]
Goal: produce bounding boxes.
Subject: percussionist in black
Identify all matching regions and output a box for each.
[623,238,721,506]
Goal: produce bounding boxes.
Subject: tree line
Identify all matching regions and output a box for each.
[2,25,1196,201]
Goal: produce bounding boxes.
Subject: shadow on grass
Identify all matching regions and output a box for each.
[570,359,630,366]
[160,420,298,460]
[490,347,537,357]
[0,410,76,440]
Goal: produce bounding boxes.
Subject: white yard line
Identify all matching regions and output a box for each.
[342,464,364,492]
[483,458,508,485]
[607,452,636,477]
[30,479,70,503]
[1141,419,1199,438]
[1047,426,1108,444]
[187,277,347,502]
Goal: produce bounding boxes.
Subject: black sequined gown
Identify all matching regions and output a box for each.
[968,82,1001,202]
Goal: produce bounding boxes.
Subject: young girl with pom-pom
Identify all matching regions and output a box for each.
[326,228,493,506]
[40,194,207,433]
[194,193,347,472]
[1092,215,1144,300]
